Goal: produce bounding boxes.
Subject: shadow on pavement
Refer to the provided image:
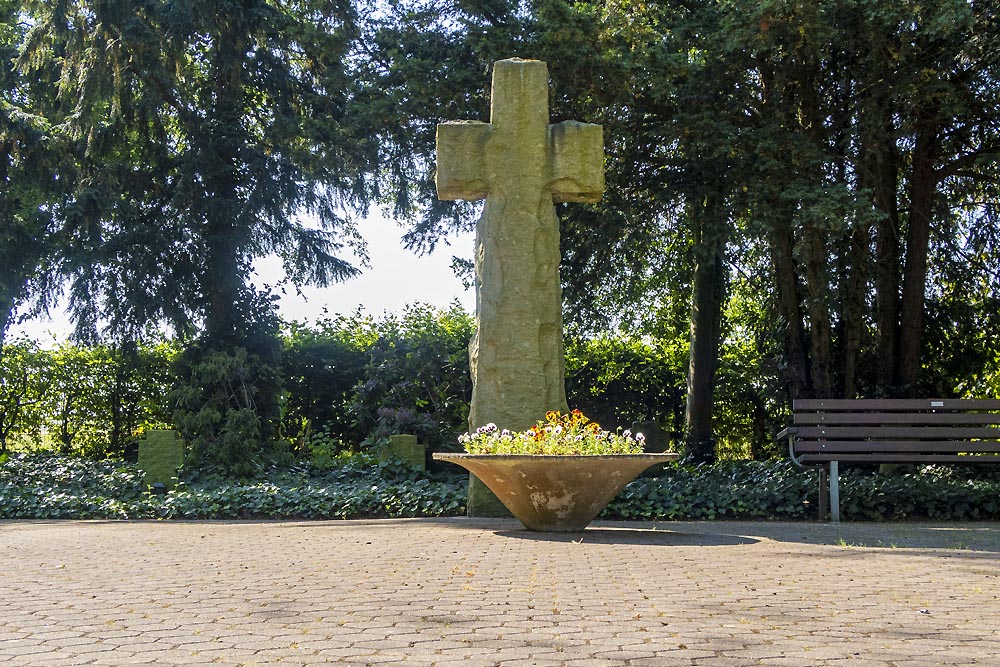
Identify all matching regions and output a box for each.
[494,526,759,547]
[632,520,1000,555]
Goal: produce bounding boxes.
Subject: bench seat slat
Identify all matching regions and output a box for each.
[792,426,1000,439]
[793,440,1000,453]
[782,399,1000,522]
[798,453,1000,464]
[794,412,1000,425]
[793,399,1000,411]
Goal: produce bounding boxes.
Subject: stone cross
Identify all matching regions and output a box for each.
[436,58,604,433]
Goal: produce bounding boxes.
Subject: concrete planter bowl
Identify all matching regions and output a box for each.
[433,453,678,532]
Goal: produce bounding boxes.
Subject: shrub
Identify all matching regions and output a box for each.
[345,303,473,450]
[281,312,374,450]
[171,292,287,477]
[564,335,686,433]
[0,339,175,458]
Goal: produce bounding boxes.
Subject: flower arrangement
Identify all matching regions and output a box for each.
[458,409,645,455]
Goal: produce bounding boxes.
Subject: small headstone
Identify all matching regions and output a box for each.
[137,429,185,491]
[377,434,427,470]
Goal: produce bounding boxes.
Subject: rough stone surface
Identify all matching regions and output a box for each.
[436,58,604,518]
[435,454,678,531]
[2,519,999,666]
[376,434,427,471]
[436,58,604,433]
[136,429,185,490]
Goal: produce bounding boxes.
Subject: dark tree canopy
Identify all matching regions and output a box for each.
[4,0,999,467]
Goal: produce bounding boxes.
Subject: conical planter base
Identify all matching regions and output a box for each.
[433,453,678,532]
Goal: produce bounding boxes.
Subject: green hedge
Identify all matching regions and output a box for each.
[3,454,1000,521]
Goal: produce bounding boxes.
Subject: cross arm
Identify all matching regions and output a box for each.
[436,121,491,201]
[548,121,604,203]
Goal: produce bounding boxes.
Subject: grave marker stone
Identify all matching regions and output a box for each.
[376,434,428,470]
[137,429,185,491]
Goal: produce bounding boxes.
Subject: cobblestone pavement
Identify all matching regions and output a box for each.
[1,518,998,666]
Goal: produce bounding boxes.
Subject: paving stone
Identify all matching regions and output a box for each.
[1,519,998,666]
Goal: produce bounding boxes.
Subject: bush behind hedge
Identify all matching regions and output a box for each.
[3,454,1000,522]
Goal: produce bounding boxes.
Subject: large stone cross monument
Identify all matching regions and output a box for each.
[437,57,604,433]
[436,59,604,513]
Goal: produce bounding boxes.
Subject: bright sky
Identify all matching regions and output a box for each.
[11,212,476,343]
[258,213,476,322]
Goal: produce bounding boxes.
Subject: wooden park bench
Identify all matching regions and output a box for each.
[778,399,1000,522]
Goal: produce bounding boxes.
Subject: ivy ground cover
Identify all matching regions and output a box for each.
[2,453,999,522]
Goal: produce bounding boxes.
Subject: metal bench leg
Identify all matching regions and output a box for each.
[829,461,840,523]
[818,467,828,521]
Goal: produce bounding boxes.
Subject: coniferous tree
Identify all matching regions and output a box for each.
[0,2,65,353]
[21,0,378,472]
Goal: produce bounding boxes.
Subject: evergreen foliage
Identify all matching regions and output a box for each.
[3,1,999,468]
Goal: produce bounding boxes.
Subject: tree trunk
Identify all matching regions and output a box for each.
[683,196,726,464]
[897,115,939,395]
[1,137,15,361]
[768,214,811,399]
[855,15,903,397]
[796,53,835,399]
[748,393,769,460]
[839,223,869,398]
[757,59,810,400]
[202,16,245,345]
[802,223,834,397]
[872,135,902,396]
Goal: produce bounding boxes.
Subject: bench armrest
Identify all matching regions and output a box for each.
[776,426,798,440]
[777,427,806,467]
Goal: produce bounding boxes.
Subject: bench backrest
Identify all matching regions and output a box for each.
[789,398,1000,462]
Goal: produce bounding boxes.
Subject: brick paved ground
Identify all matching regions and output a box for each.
[1,518,998,666]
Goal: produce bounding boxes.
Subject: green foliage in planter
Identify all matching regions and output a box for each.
[460,410,645,455]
